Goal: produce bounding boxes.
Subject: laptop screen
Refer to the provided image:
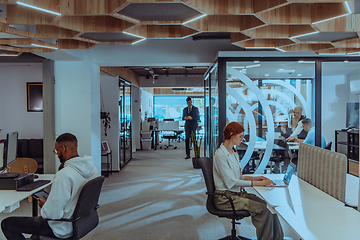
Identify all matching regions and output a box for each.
[283,162,296,184]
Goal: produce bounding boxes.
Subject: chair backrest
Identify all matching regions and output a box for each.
[7,157,38,173]
[198,157,218,214]
[72,176,105,239]
[324,141,332,150]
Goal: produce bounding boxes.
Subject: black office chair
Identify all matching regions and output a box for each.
[324,141,332,150]
[269,140,290,174]
[199,157,251,240]
[40,176,105,240]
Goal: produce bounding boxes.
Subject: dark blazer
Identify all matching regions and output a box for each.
[182,106,200,132]
[275,126,292,139]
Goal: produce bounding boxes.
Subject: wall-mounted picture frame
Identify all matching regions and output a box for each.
[101,141,111,153]
[27,82,43,112]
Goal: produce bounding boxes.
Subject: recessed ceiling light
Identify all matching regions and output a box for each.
[277,69,295,73]
[298,74,302,76]
[265,74,269,77]
[254,61,259,63]
[344,60,349,63]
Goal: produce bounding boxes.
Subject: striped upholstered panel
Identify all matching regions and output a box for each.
[297,143,347,203]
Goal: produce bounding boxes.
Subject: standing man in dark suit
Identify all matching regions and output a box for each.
[183,97,200,159]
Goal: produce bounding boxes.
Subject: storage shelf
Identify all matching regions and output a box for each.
[335,130,359,176]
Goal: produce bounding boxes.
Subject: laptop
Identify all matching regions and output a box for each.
[268,162,296,187]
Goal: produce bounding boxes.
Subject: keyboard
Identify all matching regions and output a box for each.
[17,180,51,191]
[271,179,288,187]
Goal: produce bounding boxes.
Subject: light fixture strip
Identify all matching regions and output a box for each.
[291,31,319,39]
[183,14,207,25]
[123,31,146,39]
[312,13,350,25]
[0,54,19,57]
[275,47,286,52]
[131,38,146,45]
[345,1,352,14]
[31,43,58,49]
[17,2,61,16]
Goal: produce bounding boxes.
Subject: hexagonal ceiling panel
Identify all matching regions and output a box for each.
[297,32,358,42]
[118,3,201,21]
[126,25,199,39]
[186,15,265,32]
[80,32,138,43]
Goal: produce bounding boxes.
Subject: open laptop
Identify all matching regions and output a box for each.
[268,162,296,187]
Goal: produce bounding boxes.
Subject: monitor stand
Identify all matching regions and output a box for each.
[0,173,20,179]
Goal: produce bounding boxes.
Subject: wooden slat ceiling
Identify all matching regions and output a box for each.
[0,0,358,56]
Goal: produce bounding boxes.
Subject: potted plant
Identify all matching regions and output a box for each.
[101,111,111,136]
[191,132,202,169]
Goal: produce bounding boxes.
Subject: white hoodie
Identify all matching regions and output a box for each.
[41,155,99,238]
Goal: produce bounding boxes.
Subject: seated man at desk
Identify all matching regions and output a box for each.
[286,118,326,148]
[1,133,99,240]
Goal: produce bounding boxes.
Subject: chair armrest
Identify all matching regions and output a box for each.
[206,192,239,217]
[43,217,79,222]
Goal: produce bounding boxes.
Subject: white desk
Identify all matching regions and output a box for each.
[243,141,299,150]
[253,174,344,207]
[276,205,360,240]
[0,174,54,215]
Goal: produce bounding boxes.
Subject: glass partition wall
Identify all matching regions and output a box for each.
[226,61,313,173]
[119,79,132,169]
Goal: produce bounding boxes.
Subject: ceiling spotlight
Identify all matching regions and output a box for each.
[254,61,259,63]
[344,60,349,63]
[265,74,269,77]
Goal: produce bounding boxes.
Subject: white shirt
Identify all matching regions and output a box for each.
[290,119,304,138]
[213,143,251,192]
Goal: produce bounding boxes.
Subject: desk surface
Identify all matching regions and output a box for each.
[240,141,299,150]
[253,174,344,207]
[276,205,360,240]
[0,174,54,211]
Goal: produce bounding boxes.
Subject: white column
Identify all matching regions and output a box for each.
[54,61,101,173]
[131,86,140,150]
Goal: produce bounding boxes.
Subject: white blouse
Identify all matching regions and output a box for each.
[213,143,251,192]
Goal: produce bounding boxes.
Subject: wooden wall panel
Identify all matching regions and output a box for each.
[36,25,79,39]
[17,0,60,13]
[184,0,253,15]
[258,4,312,24]
[60,0,127,15]
[187,15,265,32]
[253,0,288,13]
[311,3,348,24]
[57,16,134,32]
[316,15,360,32]
[58,39,96,49]
[6,4,57,25]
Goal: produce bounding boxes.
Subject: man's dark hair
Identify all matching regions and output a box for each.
[186,97,192,102]
[302,118,313,127]
[56,133,77,144]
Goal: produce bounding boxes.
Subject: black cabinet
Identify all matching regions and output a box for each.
[335,129,359,176]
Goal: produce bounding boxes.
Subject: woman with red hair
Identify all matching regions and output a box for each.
[213,122,284,240]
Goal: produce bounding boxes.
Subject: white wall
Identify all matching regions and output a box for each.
[100,72,120,170]
[54,61,101,173]
[141,89,154,121]
[131,86,141,150]
[322,73,358,150]
[0,63,43,139]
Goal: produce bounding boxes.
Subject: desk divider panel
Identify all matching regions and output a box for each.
[298,143,347,203]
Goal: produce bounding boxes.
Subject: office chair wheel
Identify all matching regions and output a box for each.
[174,146,177,149]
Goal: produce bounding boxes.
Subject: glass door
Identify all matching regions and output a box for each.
[119,79,132,169]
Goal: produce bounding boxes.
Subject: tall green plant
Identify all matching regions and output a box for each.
[191,131,201,159]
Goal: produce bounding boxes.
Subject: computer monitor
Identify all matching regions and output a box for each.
[1,131,18,172]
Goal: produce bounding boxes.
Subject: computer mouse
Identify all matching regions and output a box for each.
[34,174,39,179]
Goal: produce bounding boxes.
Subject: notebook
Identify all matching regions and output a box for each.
[268,162,296,187]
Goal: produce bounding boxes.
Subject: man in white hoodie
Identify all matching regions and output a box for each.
[1,133,99,240]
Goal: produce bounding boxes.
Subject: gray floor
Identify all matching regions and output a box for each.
[85,144,299,240]
[0,143,299,240]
